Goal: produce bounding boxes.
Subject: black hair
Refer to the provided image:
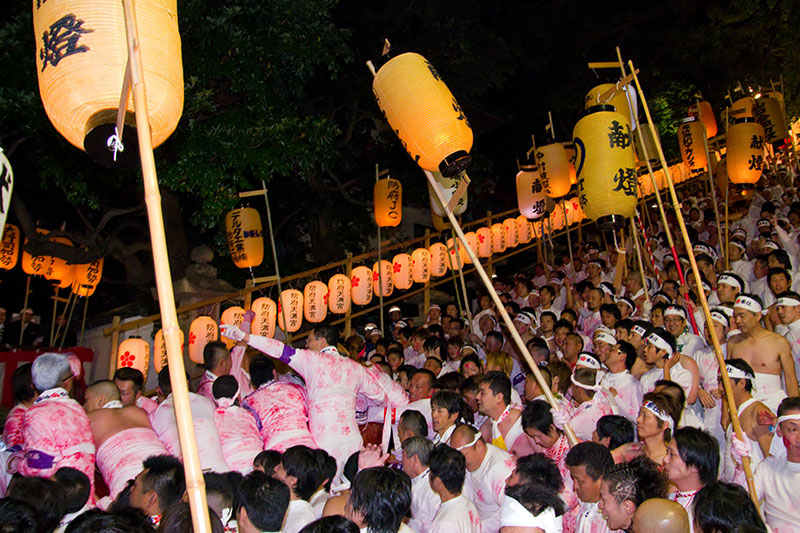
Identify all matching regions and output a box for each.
[565,441,614,480]
[521,399,556,435]
[553,319,574,333]
[767,267,791,284]
[65,509,156,533]
[412,369,436,391]
[212,374,239,400]
[11,363,35,405]
[540,310,557,323]
[526,337,551,364]
[513,453,563,492]
[423,335,444,356]
[434,371,465,392]
[315,449,337,493]
[459,353,482,375]
[769,249,793,271]
[672,427,720,486]
[596,415,635,449]
[566,332,585,351]
[485,331,504,345]
[616,340,638,370]
[0,498,40,533]
[560,308,578,322]
[54,467,91,514]
[298,516,360,533]
[203,340,230,371]
[141,454,186,511]
[480,371,512,405]
[158,367,173,396]
[253,450,282,475]
[650,327,677,354]
[726,358,755,392]
[632,320,653,338]
[238,471,290,532]
[204,471,235,512]
[343,452,360,485]
[693,481,766,533]
[396,364,417,380]
[398,409,428,438]
[776,290,800,302]
[505,301,521,315]
[113,367,145,392]
[600,303,622,323]
[777,396,800,417]
[424,357,443,371]
[602,456,668,506]
[428,444,466,495]
[459,375,481,396]
[249,355,276,388]
[654,379,687,408]
[7,476,66,533]
[160,503,224,533]
[505,483,565,517]
[312,323,339,346]
[615,318,634,333]
[348,467,411,533]
[540,285,556,299]
[431,390,465,418]
[641,392,681,441]
[281,445,322,501]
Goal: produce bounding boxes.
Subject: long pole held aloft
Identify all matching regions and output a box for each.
[425,170,579,446]
[262,181,290,345]
[628,59,759,505]
[122,0,212,530]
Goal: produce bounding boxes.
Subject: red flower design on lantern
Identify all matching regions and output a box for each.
[189,332,196,345]
[393,262,401,273]
[352,276,359,287]
[478,234,486,243]
[373,271,380,282]
[323,292,329,305]
[120,351,136,367]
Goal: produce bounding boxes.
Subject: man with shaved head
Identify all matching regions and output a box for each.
[84,380,167,505]
[633,498,690,533]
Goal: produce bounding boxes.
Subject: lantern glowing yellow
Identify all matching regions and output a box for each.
[373,53,473,176]
[0,225,20,271]
[550,205,565,231]
[516,216,533,244]
[462,232,478,264]
[564,143,578,184]
[188,316,218,365]
[689,101,717,138]
[491,223,507,253]
[43,237,74,285]
[503,218,519,248]
[411,248,431,283]
[516,164,547,220]
[730,97,754,123]
[303,281,328,323]
[572,105,637,229]
[117,337,150,381]
[535,144,572,198]
[251,297,277,338]
[154,328,184,373]
[351,266,374,305]
[72,258,103,297]
[277,289,303,333]
[226,208,264,269]
[220,306,246,349]
[476,227,493,258]
[727,119,765,185]
[21,229,50,276]
[429,243,448,278]
[428,171,468,217]
[585,83,635,127]
[374,178,402,227]
[372,260,394,297]
[392,254,413,290]
[752,96,786,144]
[327,274,351,314]
[33,0,183,164]
[678,117,707,174]
[445,238,464,271]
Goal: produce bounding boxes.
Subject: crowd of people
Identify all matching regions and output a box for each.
[1,173,800,533]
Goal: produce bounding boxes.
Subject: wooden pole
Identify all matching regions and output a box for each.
[630,218,650,301]
[122,0,212,529]
[344,252,353,338]
[108,315,121,380]
[19,276,31,346]
[447,235,465,319]
[53,290,74,346]
[424,170,579,446]
[377,224,385,335]
[50,287,59,346]
[486,211,494,278]
[629,60,759,505]
[423,230,431,315]
[701,129,725,254]
[561,201,574,270]
[262,182,290,346]
[59,289,80,348]
[725,186,731,270]
[79,296,89,346]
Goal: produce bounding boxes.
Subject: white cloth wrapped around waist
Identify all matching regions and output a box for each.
[753,372,787,412]
[264,428,317,453]
[95,427,167,499]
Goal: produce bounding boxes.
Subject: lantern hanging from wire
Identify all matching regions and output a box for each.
[536,143,572,198]
[585,83,636,128]
[374,178,402,227]
[445,238,464,271]
[154,328,184,373]
[476,227,493,258]
[564,143,578,184]
[351,266,374,306]
[225,207,264,269]
[21,229,50,276]
[462,232,478,265]
[516,163,547,220]
[728,97,754,127]
[277,289,303,333]
[117,337,151,381]
[688,101,717,138]
[0,224,20,271]
[727,118,765,185]
[304,281,328,323]
[251,297,277,338]
[327,275,351,315]
[411,248,431,283]
[220,306,246,349]
[503,218,519,248]
[392,253,413,290]
[429,242,448,277]
[188,316,218,365]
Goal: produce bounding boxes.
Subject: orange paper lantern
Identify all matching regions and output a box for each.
[226,207,264,269]
[327,274,351,314]
[392,253,413,290]
[411,248,431,283]
[476,227,493,258]
[188,316,218,365]
[351,266,374,306]
[429,242,448,278]
[117,337,151,382]
[727,119,765,185]
[752,96,786,144]
[678,117,707,174]
[536,143,572,198]
[304,281,328,323]
[372,260,394,297]
[21,232,49,276]
[689,101,717,138]
[516,215,533,244]
[516,164,547,220]
[220,306,246,349]
[0,225,20,271]
[277,289,303,333]
[72,258,103,297]
[154,328,184,373]
[374,178,402,227]
[43,236,73,284]
[728,97,754,126]
[251,297,277,338]
[564,143,578,184]
[503,218,519,248]
[491,223,507,253]
[462,232,478,264]
[585,83,636,128]
[445,238,464,271]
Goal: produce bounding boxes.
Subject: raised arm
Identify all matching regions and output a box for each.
[221,325,313,379]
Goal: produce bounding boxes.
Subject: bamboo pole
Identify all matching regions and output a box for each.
[423,230,431,314]
[425,170,579,446]
[262,182,290,346]
[49,287,59,346]
[59,291,79,348]
[630,218,650,301]
[344,252,353,338]
[561,201,574,270]
[447,235,465,319]
[629,60,759,505]
[108,315,122,380]
[452,236,473,323]
[700,125,725,254]
[122,0,211,529]
[53,290,74,346]
[377,224,385,334]
[19,276,31,346]
[79,296,89,346]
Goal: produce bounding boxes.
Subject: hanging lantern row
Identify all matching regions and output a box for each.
[636,162,694,198]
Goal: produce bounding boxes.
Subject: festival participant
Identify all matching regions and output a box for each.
[592,330,617,363]
[628,321,654,379]
[240,355,316,452]
[727,238,754,283]
[400,437,440,533]
[639,328,699,406]
[196,340,232,402]
[128,454,186,527]
[211,375,263,474]
[113,367,159,415]
[563,332,585,368]
[3,363,35,450]
[405,328,429,369]
[431,390,469,444]
[501,482,565,533]
[709,272,745,306]
[427,443,481,533]
[83,380,167,504]
[274,446,321,533]
[222,322,408,476]
[592,414,635,451]
[15,353,96,500]
[236,470,290,533]
[52,467,92,532]
[597,456,668,532]
[691,481,766,533]
[623,271,648,315]
[729,293,799,411]
[600,341,642,422]
[565,441,615,533]
[450,424,515,533]
[478,371,538,456]
[524,367,552,403]
[346,467,414,533]
[693,309,729,446]
[564,368,617,441]
[637,392,681,465]
[631,499,690,533]
[578,287,604,338]
[150,366,230,473]
[663,305,705,357]
[774,290,800,387]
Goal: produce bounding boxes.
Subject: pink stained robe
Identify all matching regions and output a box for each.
[95,427,168,500]
[247,335,408,474]
[3,403,27,450]
[18,389,96,499]
[213,404,266,473]
[230,344,254,398]
[568,395,616,442]
[240,382,317,453]
[196,371,217,403]
[135,395,159,416]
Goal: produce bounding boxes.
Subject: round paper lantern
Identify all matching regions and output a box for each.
[372,260,394,297]
[462,232,478,264]
[689,101,717,138]
[373,52,473,176]
[43,236,74,285]
[72,258,103,297]
[277,289,303,333]
[428,171,468,217]
[154,328,184,373]
[491,223,507,253]
[728,97,754,126]
[220,306,246,349]
[727,119,765,185]
[117,337,151,381]
[303,281,328,323]
[0,224,20,271]
[374,178,402,227]
[33,0,183,165]
[392,253,413,290]
[327,274,351,314]
[188,316,218,365]
[678,117,707,174]
[536,143,572,198]
[21,229,50,276]
[550,203,565,231]
[503,218,519,248]
[251,297,277,338]
[585,83,635,127]
[516,215,533,244]
[564,143,578,185]
[351,266,374,306]
[516,164,547,220]
[633,124,660,166]
[429,243,448,278]
[572,104,637,230]
[476,227,493,258]
[445,238,464,271]
[752,96,786,144]
[226,207,264,269]
[638,173,653,198]
[411,248,431,283]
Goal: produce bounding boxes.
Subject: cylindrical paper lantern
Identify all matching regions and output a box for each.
[154,328,184,373]
[516,215,533,244]
[445,238,464,271]
[727,119,765,185]
[752,96,786,144]
[550,203,565,231]
[251,297,277,338]
[220,306,246,349]
[117,337,150,381]
[503,218,519,248]
[411,248,431,283]
[188,316,218,364]
[372,260,394,297]
[491,223,507,253]
[728,97,754,126]
[351,266,374,305]
[476,227,493,258]
[689,101,717,138]
[72,258,103,297]
[226,207,264,269]
[277,289,303,333]
[564,143,578,184]
[429,242,448,278]
[33,0,183,165]
[678,117,707,174]
[303,281,328,323]
[42,236,72,283]
[536,143,572,198]
[462,232,478,264]
[585,83,635,127]
[516,164,547,220]
[21,230,50,276]
[0,225,20,271]
[327,274,351,314]
[392,253,413,290]
[373,52,473,176]
[374,178,402,227]
[428,171,468,217]
[572,105,637,230]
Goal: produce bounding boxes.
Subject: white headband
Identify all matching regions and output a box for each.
[727,328,741,340]
[571,371,605,392]
[594,331,618,346]
[642,400,674,430]
[514,313,532,326]
[599,284,614,296]
[726,364,753,381]
[664,306,686,320]
[717,274,742,291]
[455,432,481,451]
[730,240,747,251]
[710,311,729,328]
[776,413,800,424]
[577,352,601,370]
[734,295,764,315]
[616,297,635,310]
[631,325,648,338]
[776,297,800,307]
[646,332,673,355]
[763,240,780,251]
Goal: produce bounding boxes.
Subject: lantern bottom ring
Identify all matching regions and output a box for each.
[439,150,472,177]
[84,111,140,168]
[596,214,628,231]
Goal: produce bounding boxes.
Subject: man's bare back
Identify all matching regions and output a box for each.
[88,406,152,448]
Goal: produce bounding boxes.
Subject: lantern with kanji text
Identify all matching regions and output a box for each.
[0,224,20,271]
[327,275,351,314]
[503,218,519,248]
[752,96,786,145]
[411,248,431,283]
[476,227,493,258]
[516,216,533,244]
[428,171,468,217]
[188,316,218,365]
[154,328,184,373]
[251,297,277,338]
[374,178,402,227]
[678,117,707,174]
[392,253,413,290]
[220,306,246,349]
[225,208,264,269]
[491,223,507,253]
[535,143,572,198]
[303,281,328,323]
[72,258,103,297]
[277,289,303,333]
[351,266,374,306]
[445,238,464,271]
[516,163,547,220]
[372,260,394,297]
[727,118,765,185]
[117,337,151,381]
[429,242,448,277]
